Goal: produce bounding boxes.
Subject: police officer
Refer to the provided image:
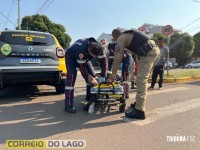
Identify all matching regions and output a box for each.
[65,38,107,113]
[108,29,160,119]
[105,33,133,99]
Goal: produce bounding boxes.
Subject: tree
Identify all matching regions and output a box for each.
[21,14,71,48]
[193,31,200,58]
[152,33,168,45]
[169,32,195,66]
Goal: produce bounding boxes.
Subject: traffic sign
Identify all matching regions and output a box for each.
[162,25,173,36]
[138,27,146,34]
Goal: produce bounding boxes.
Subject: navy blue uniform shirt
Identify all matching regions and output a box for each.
[66,38,107,79]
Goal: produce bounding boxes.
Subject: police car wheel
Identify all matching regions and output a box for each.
[55,79,65,94]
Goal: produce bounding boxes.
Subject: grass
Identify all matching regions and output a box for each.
[163,69,200,79]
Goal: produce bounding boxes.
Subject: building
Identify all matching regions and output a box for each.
[97,27,128,42]
[96,23,182,42]
[138,23,182,36]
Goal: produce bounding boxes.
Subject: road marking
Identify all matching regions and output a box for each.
[128,87,188,99]
[31,117,54,122]
[19,110,44,114]
[0,118,36,125]
[147,87,188,95]
[123,97,200,126]
[33,121,64,126]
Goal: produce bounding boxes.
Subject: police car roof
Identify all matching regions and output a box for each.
[0,30,53,36]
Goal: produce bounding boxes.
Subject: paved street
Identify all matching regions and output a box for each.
[0,74,200,150]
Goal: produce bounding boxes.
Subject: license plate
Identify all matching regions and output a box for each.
[20,58,41,64]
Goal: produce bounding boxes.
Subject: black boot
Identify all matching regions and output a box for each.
[125,108,145,119]
[130,102,136,108]
[65,106,76,113]
[131,81,137,89]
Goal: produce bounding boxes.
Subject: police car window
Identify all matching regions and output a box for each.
[0,32,55,46]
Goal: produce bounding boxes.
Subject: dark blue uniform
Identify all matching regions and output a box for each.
[65,38,107,107]
[107,43,115,71]
[108,43,133,98]
[108,43,133,80]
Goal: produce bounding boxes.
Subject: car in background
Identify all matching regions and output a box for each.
[164,61,173,70]
[0,30,66,93]
[184,60,200,69]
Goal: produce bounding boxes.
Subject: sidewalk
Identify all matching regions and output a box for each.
[77,69,200,83]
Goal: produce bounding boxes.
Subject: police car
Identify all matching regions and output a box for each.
[0,30,66,93]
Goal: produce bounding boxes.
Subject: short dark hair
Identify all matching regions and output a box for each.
[89,41,102,56]
[112,28,123,37]
[158,37,164,41]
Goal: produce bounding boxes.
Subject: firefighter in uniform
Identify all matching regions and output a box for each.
[108,29,160,119]
[65,38,107,113]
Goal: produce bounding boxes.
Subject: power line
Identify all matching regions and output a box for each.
[191,0,200,3]
[7,0,14,18]
[185,24,200,32]
[3,0,15,29]
[0,12,17,28]
[181,17,200,30]
[181,0,200,30]
[35,0,50,14]
[39,0,54,14]
[23,0,39,16]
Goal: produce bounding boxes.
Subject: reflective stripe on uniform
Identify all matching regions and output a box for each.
[109,56,114,59]
[65,86,74,90]
[77,60,86,64]
[98,55,106,59]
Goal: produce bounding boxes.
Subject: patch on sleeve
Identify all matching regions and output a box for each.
[115,44,121,52]
[79,53,84,59]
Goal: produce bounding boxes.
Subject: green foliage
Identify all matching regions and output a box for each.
[21,14,71,48]
[164,69,200,78]
[169,32,195,66]
[152,33,168,45]
[193,31,200,57]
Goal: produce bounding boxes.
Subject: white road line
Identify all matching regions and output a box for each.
[123,97,200,126]
[0,118,36,125]
[33,121,64,126]
[147,87,188,95]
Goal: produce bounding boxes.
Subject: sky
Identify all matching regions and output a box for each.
[1,0,200,44]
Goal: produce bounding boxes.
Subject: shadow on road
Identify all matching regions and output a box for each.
[0,87,125,144]
[183,80,200,86]
[0,85,58,104]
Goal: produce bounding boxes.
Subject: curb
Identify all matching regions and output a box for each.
[148,76,200,83]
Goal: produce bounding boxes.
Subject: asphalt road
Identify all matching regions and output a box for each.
[0,74,200,150]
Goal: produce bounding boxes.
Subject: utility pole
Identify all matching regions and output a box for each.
[18,0,21,30]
